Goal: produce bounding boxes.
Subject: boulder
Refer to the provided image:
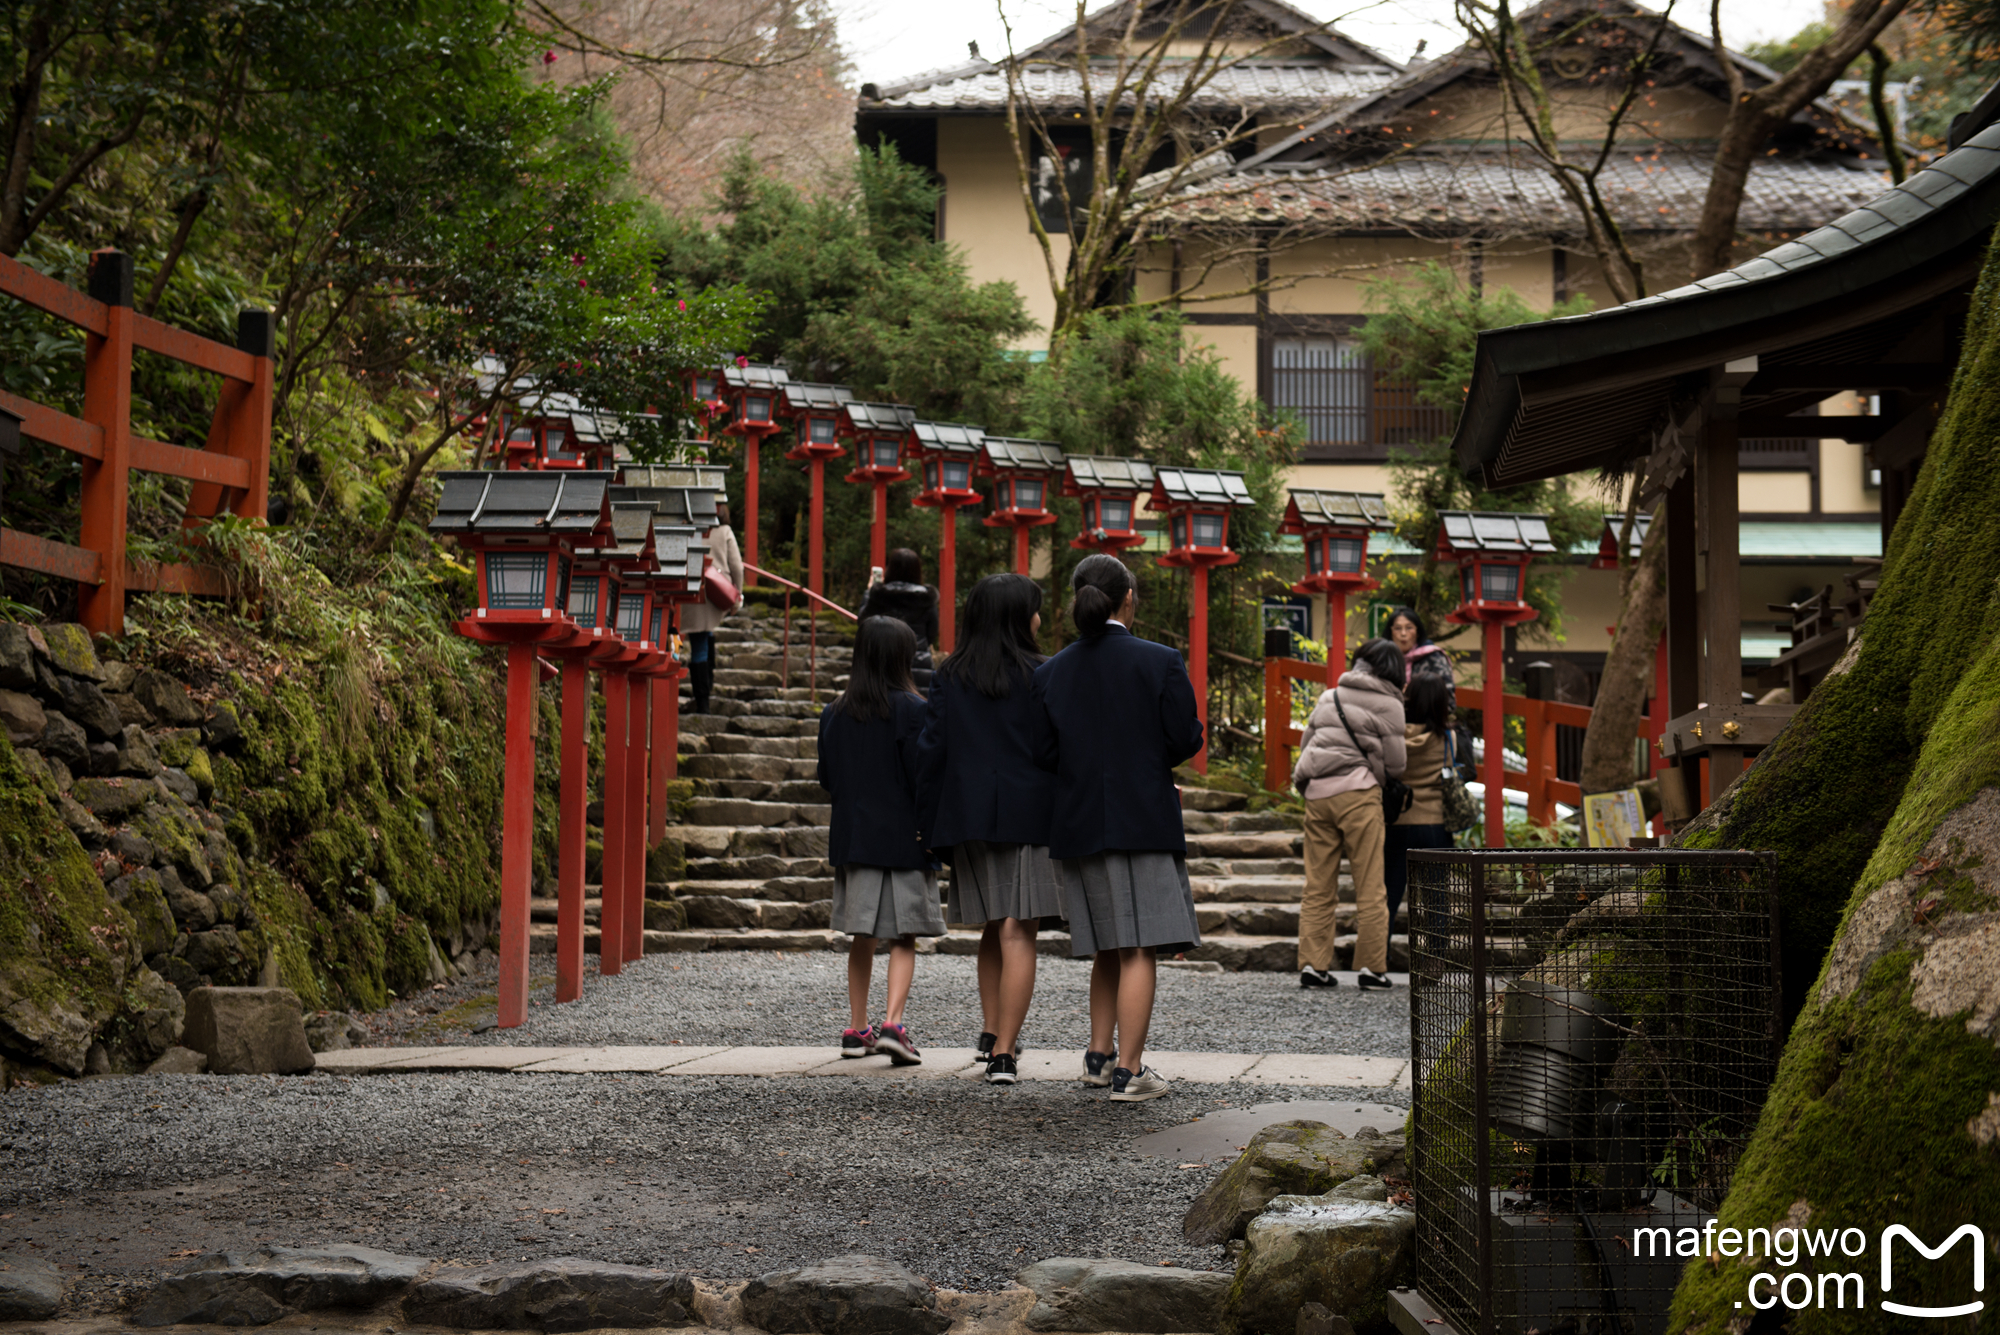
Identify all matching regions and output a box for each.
[129,965,187,1057]
[1294,1302,1353,1335]
[13,746,58,797]
[134,669,205,725]
[114,692,155,727]
[0,994,96,1075]
[0,688,46,743]
[180,925,255,982]
[111,724,162,777]
[204,698,245,750]
[160,869,220,933]
[107,828,158,866]
[403,1258,696,1332]
[1221,1198,1414,1335]
[70,776,151,821]
[101,660,138,693]
[181,986,314,1075]
[1182,1122,1386,1246]
[40,623,103,679]
[133,1244,426,1327]
[109,871,179,959]
[86,739,119,776]
[39,710,90,770]
[0,622,37,691]
[302,1011,368,1053]
[52,674,121,741]
[740,1254,950,1335]
[159,766,200,802]
[146,1044,209,1074]
[1019,1258,1232,1333]
[0,1252,62,1320]
[56,792,106,841]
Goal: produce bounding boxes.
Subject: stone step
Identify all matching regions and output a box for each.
[680,797,831,828]
[1190,877,1326,904]
[679,753,800,783]
[669,823,829,860]
[686,854,829,880]
[711,668,784,688]
[1193,901,1409,935]
[678,875,834,902]
[694,778,832,804]
[1184,831,1301,858]
[1179,787,1250,813]
[527,898,687,930]
[679,894,832,931]
[703,734,818,759]
[1186,857,1307,878]
[1179,809,1300,835]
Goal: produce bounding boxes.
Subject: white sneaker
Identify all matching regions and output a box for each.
[1110,1065,1171,1102]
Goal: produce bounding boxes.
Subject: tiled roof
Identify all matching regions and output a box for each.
[862,62,1392,115]
[721,363,790,392]
[783,382,854,413]
[1284,489,1393,532]
[1151,467,1256,508]
[907,421,986,455]
[842,402,917,434]
[1163,148,1888,233]
[1064,455,1157,493]
[980,438,1066,472]
[605,503,660,559]
[611,482,719,530]
[429,471,613,536]
[1438,511,1558,553]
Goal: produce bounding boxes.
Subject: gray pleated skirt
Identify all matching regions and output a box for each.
[832,864,947,939]
[1060,851,1201,957]
[947,840,1066,927]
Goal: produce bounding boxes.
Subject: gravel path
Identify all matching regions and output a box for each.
[368,952,1412,1058]
[0,1068,1399,1309]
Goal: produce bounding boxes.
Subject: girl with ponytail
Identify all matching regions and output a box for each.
[1031,554,1205,1103]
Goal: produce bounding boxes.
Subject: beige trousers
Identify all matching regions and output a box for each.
[1299,788,1388,973]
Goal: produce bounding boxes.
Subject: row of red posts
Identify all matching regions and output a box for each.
[686,361,1259,769]
[430,418,723,1027]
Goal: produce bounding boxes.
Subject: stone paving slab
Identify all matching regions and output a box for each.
[312,1044,1411,1088]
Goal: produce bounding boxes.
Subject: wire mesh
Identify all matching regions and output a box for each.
[1406,849,1780,1335]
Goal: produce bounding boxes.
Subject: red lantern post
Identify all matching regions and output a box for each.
[1148,467,1258,774]
[780,382,854,596]
[840,402,915,574]
[1282,489,1397,686]
[718,361,789,580]
[429,471,608,1026]
[906,421,986,653]
[1438,510,1558,846]
[1062,456,1157,554]
[978,437,1065,574]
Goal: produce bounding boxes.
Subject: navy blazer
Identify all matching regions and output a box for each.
[916,669,1057,849]
[1032,625,1204,859]
[815,692,929,870]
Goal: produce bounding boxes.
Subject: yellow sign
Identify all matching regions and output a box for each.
[1584,789,1645,848]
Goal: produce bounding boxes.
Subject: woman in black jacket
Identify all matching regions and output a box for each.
[1033,553,1205,1103]
[816,616,946,1065]
[917,573,1061,1084]
[857,548,940,693]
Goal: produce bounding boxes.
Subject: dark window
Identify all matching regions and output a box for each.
[1270,334,1453,462]
[1032,131,1092,235]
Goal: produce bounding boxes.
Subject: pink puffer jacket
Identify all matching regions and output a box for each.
[1291,666,1408,801]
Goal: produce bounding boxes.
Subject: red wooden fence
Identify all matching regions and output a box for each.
[0,248,273,636]
[1264,657,1646,831]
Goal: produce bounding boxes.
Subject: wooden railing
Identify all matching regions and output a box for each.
[1264,658,1643,830]
[0,249,273,635]
[743,563,856,700]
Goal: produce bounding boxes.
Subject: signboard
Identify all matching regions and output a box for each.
[1584,789,1646,848]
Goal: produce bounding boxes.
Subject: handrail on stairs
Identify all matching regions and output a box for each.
[741,564,858,702]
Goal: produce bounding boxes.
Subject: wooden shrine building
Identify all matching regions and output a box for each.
[1450,95,2000,806]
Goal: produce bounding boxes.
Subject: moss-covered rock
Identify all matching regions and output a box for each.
[0,735,142,1075]
[38,623,102,680]
[1182,1121,1387,1246]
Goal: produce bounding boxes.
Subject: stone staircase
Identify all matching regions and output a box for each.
[533,604,1412,970]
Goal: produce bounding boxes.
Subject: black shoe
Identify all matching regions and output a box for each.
[1081,1050,1117,1087]
[1300,967,1339,988]
[1357,969,1396,990]
[985,1053,1019,1085]
[976,1031,997,1061]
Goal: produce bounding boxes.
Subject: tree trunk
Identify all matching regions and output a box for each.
[1667,237,2000,1330]
[1577,504,1665,796]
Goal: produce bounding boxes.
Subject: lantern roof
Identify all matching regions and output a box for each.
[514,391,651,444]
[842,401,918,434]
[1149,466,1257,509]
[1437,510,1559,553]
[1282,488,1393,533]
[428,470,615,537]
[604,501,662,559]
[980,437,1066,473]
[1063,455,1156,494]
[907,420,987,455]
[721,362,791,393]
[625,462,729,495]
[649,521,708,583]
[782,382,855,414]
[611,483,718,530]
[1596,511,1652,560]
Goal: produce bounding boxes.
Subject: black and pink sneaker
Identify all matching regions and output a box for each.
[874,1022,922,1066]
[841,1025,876,1058]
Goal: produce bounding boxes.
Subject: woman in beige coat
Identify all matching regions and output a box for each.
[681,500,744,714]
[1290,638,1406,990]
[1387,673,1457,932]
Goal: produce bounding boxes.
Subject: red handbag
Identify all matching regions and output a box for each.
[702,564,738,610]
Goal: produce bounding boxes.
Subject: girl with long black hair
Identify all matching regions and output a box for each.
[817,616,947,1065]
[1033,554,1205,1103]
[917,573,1062,1084]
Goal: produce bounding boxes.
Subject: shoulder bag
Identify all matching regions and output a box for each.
[1440,727,1480,832]
[1332,688,1413,823]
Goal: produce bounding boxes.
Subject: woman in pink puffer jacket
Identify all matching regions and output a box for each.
[1290,638,1407,990]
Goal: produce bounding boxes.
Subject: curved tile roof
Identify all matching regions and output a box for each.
[862,62,1392,115]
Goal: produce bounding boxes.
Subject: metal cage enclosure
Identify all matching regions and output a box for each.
[1405,849,1781,1335]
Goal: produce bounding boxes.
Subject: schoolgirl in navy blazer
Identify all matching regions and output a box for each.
[816,692,929,869]
[1032,623,1205,860]
[917,669,1057,849]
